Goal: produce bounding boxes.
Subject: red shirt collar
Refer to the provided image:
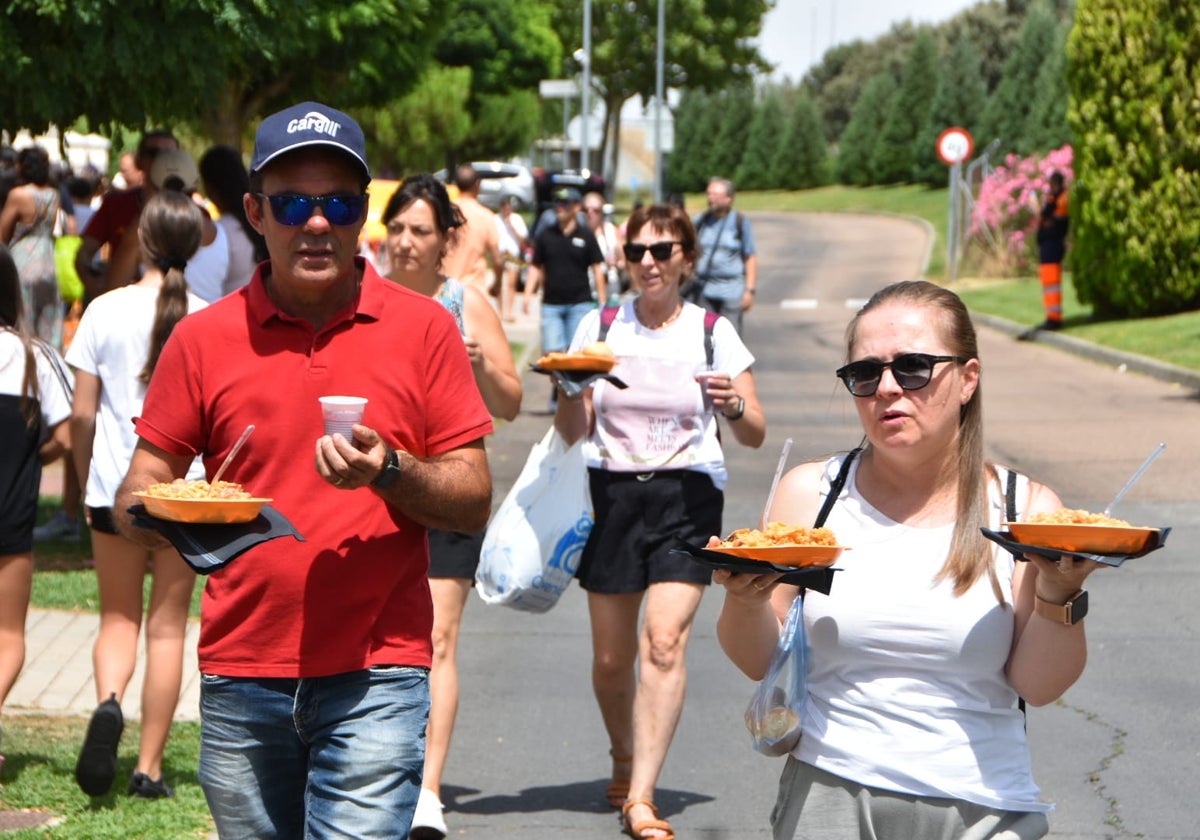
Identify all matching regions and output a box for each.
[245,256,386,331]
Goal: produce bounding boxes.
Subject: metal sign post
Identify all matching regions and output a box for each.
[936,127,974,283]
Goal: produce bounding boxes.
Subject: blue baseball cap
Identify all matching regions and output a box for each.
[249,101,371,183]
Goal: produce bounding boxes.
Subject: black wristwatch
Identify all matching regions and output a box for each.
[724,395,746,421]
[371,448,402,489]
[1035,589,1088,625]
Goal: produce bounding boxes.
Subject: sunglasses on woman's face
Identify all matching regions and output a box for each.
[623,241,681,262]
[835,352,968,397]
[258,193,368,227]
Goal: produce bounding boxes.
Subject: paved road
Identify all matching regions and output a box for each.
[17,210,1199,838]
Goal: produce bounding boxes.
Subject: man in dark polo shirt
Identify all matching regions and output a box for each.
[523,187,607,411]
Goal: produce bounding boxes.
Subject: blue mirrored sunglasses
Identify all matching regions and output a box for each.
[259,192,368,227]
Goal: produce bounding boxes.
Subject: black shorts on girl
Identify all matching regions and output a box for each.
[577,467,722,594]
[427,528,484,580]
[87,506,119,536]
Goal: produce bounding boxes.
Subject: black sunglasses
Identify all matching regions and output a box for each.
[623,241,681,262]
[258,192,368,227]
[835,353,968,397]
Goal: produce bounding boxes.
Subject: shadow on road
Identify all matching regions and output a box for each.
[445,780,714,818]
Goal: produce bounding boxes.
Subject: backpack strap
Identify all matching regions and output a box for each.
[734,210,749,261]
[600,304,718,369]
[597,305,620,341]
[814,446,862,528]
[703,310,720,369]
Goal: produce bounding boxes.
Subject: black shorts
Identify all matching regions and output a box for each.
[428,528,484,580]
[87,506,119,536]
[577,468,723,594]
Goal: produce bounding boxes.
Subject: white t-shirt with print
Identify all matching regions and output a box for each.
[568,300,754,490]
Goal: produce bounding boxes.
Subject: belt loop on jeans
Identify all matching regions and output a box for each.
[635,471,656,482]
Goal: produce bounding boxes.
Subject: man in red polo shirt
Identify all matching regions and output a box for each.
[105,102,493,838]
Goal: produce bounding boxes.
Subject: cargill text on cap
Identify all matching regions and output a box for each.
[250,101,371,183]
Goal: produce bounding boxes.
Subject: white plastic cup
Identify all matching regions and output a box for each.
[319,396,368,439]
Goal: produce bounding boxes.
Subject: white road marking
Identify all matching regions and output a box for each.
[780,299,818,309]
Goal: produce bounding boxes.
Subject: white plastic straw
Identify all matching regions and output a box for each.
[1104,442,1165,517]
[761,437,794,528]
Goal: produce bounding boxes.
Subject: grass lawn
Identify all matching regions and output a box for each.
[0,716,211,838]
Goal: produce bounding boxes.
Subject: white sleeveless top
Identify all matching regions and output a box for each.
[795,455,1052,813]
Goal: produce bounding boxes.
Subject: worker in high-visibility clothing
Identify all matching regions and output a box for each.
[1036,171,1069,331]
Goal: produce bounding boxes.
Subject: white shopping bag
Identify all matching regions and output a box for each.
[476,427,594,612]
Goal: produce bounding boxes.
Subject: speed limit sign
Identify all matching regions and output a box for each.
[936,127,974,165]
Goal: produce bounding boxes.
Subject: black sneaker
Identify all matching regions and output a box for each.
[1040,319,1063,331]
[129,770,175,799]
[75,694,124,796]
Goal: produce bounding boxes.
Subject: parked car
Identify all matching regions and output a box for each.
[434,161,536,212]
[533,168,606,216]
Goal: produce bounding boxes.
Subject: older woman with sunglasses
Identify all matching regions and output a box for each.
[715,280,1101,840]
[555,203,765,840]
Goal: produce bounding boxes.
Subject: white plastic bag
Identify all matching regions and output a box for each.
[476,427,594,612]
[744,596,807,756]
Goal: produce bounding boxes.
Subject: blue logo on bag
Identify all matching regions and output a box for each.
[545,514,593,577]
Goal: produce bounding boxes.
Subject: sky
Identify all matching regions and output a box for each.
[758,0,980,81]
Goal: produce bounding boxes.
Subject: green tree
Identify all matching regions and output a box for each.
[434,0,562,160]
[802,24,919,144]
[666,88,711,193]
[735,91,786,190]
[1025,20,1073,152]
[1067,0,1200,316]
[835,72,898,186]
[358,66,473,176]
[709,87,756,183]
[912,36,987,186]
[976,0,1058,156]
[551,0,770,185]
[870,29,940,184]
[0,0,444,148]
[772,93,829,190]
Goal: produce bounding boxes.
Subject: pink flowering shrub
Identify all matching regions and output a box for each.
[968,145,1073,276]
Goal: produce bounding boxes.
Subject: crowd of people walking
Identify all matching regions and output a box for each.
[0,103,1100,840]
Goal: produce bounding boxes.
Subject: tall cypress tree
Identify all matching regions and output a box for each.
[977,0,1058,155]
[772,92,829,189]
[1025,20,1073,152]
[912,36,987,186]
[709,86,757,183]
[735,90,787,190]
[869,30,940,184]
[1068,0,1200,316]
[667,88,709,194]
[836,72,899,186]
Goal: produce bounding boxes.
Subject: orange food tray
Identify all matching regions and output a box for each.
[133,493,272,525]
[705,544,846,568]
[1004,522,1158,555]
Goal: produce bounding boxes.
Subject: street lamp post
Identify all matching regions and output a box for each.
[653,0,664,202]
[581,0,592,173]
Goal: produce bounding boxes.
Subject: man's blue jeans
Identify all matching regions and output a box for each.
[541,301,596,352]
[198,666,429,839]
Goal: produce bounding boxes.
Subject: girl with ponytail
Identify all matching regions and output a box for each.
[65,190,208,800]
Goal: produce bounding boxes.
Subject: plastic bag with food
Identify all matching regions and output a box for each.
[744,596,807,756]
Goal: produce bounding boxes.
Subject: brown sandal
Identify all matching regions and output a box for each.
[622,799,675,840]
[606,750,632,808]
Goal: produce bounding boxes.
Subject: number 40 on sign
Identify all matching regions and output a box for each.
[936,127,974,166]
